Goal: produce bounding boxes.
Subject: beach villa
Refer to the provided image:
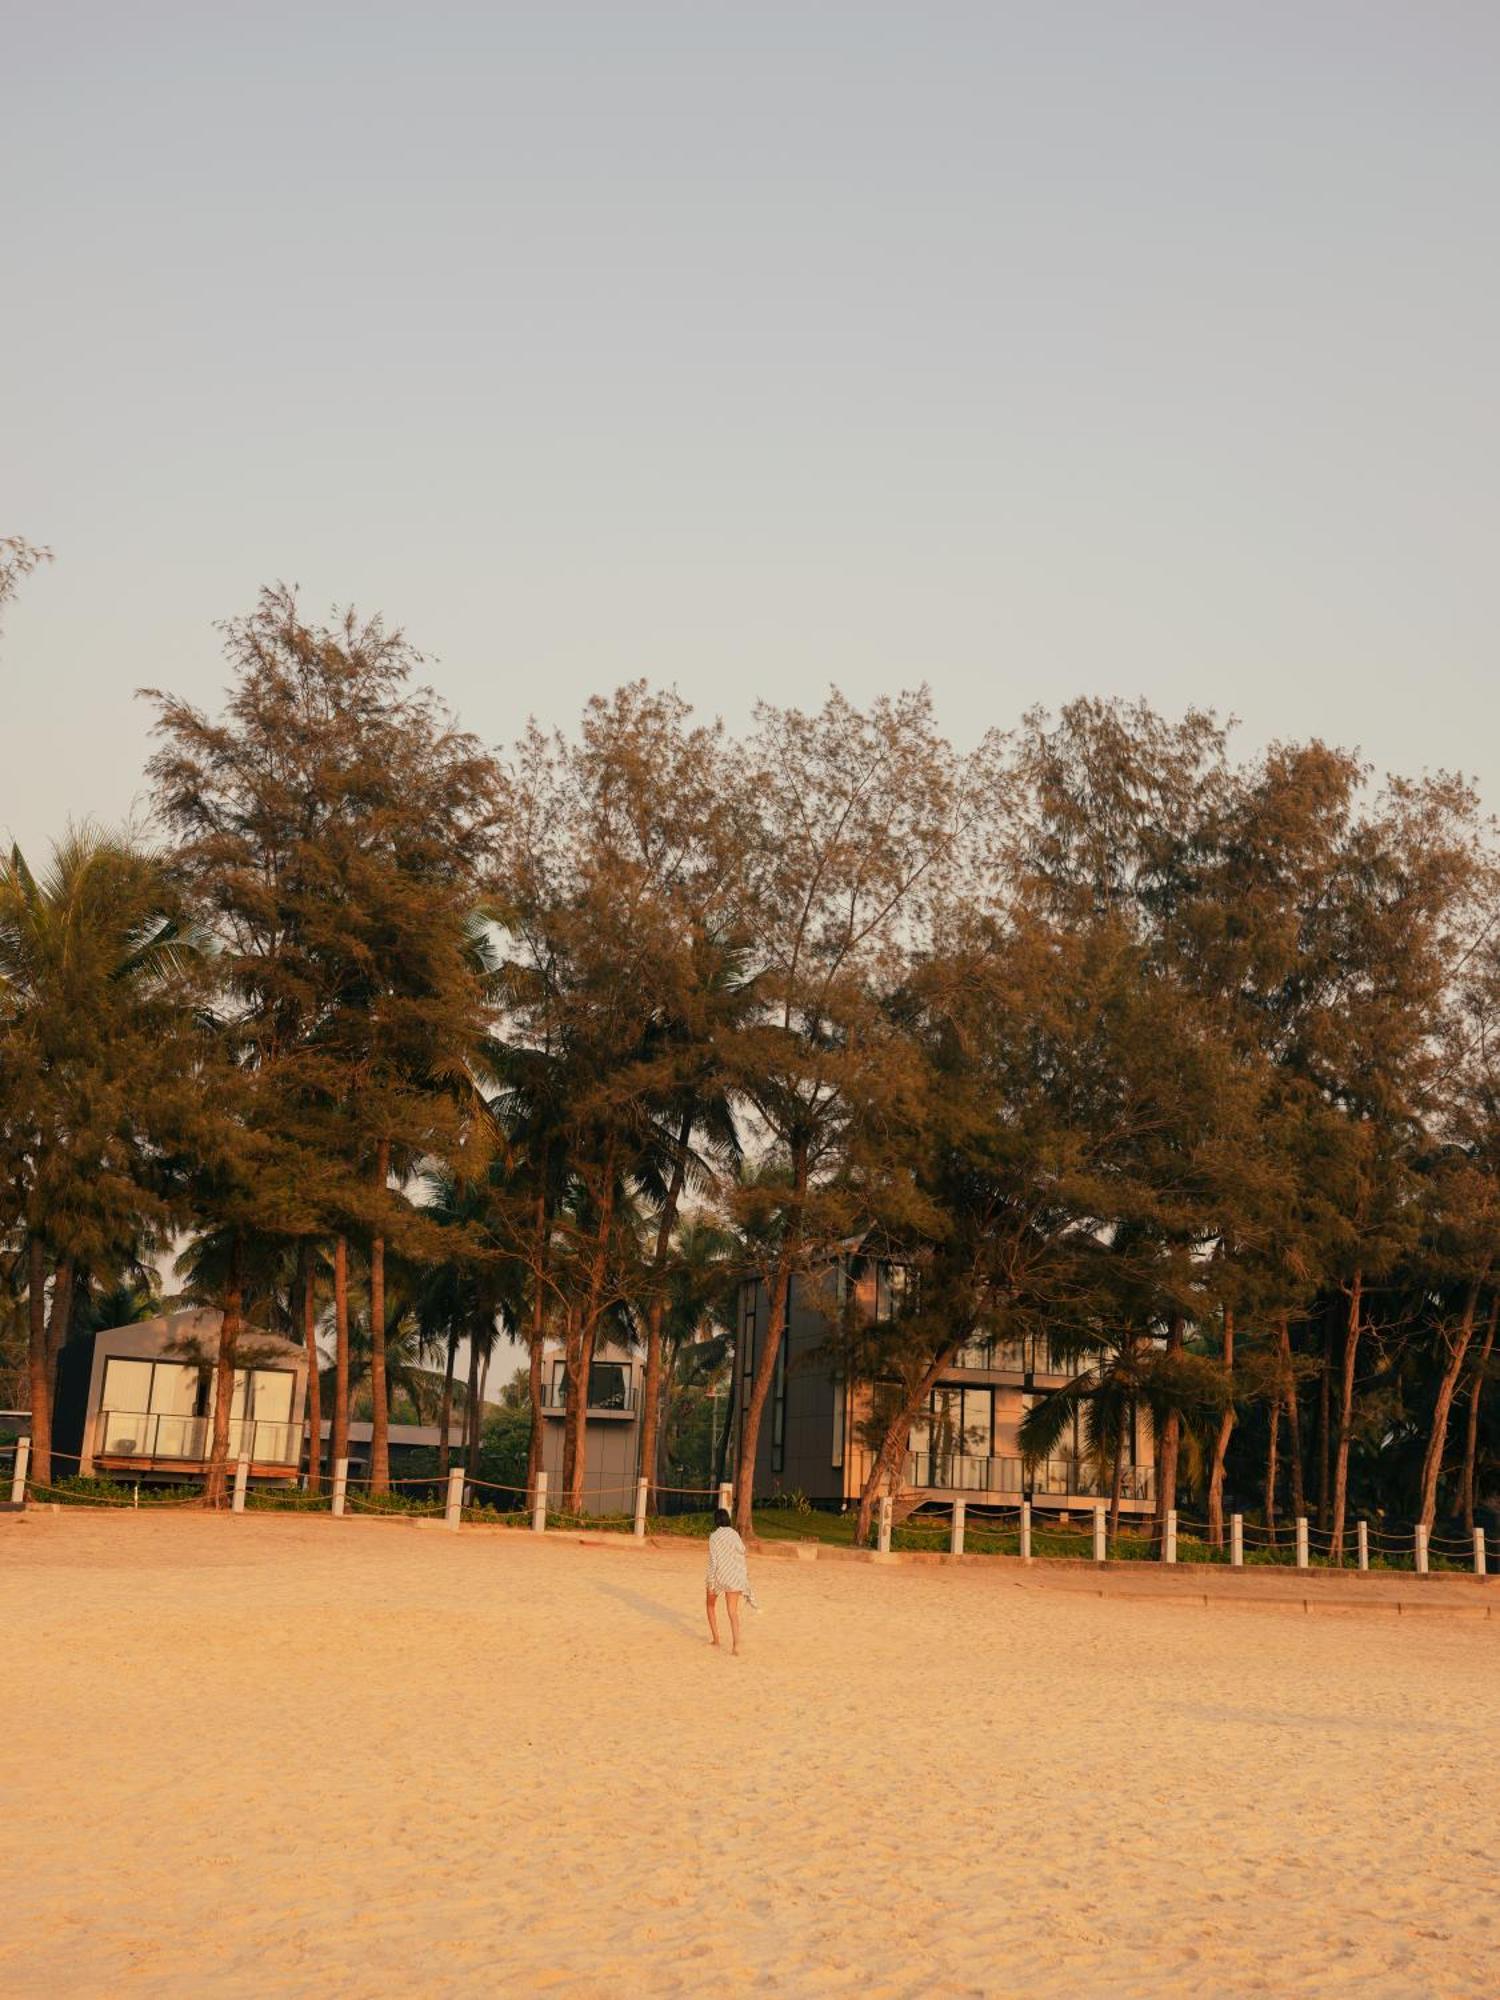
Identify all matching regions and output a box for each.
[735,1262,1155,1518]
[538,1336,644,1509]
[51,1308,309,1484]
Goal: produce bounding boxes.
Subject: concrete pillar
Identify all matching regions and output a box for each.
[1472,1527,1486,1577]
[331,1456,348,1518]
[1357,1519,1369,1572]
[1092,1505,1106,1565]
[231,1455,250,1514]
[444,1466,464,1531]
[876,1495,893,1556]
[633,1477,648,1540]
[531,1469,547,1534]
[1295,1516,1308,1569]
[1230,1513,1244,1569]
[1415,1524,1429,1575]
[9,1436,29,1507]
[950,1498,966,1557]
[1163,1510,1178,1565]
[1019,1501,1031,1562]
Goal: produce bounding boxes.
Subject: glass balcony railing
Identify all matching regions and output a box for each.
[541,1382,640,1415]
[96,1411,301,1466]
[906,1451,1154,1501]
[947,1340,1083,1376]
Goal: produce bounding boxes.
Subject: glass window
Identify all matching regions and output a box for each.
[588,1363,627,1410]
[961,1386,993,1457]
[250,1370,294,1423]
[101,1358,153,1415]
[551,1359,567,1403]
[151,1363,204,1416]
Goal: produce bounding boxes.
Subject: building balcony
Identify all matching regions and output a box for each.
[947,1340,1083,1378]
[905,1451,1153,1504]
[540,1382,641,1420]
[94,1409,302,1470]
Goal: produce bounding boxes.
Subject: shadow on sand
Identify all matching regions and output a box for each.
[595,1580,699,1638]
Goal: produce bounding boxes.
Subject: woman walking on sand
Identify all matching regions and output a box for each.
[705,1508,757,1654]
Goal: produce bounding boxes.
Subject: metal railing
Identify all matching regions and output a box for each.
[906,1451,1153,1502]
[95,1410,301,1467]
[540,1383,640,1415]
[947,1340,1083,1376]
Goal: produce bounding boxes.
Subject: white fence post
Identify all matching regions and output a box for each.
[950,1498,966,1557]
[876,1495,893,1555]
[1474,1528,1486,1578]
[444,1466,464,1531]
[1415,1524,1429,1575]
[1019,1500,1031,1562]
[1295,1516,1309,1569]
[1164,1509,1178,1565]
[717,1482,732,1516]
[1357,1519,1369,1571]
[1230,1513,1244,1569]
[531,1469,547,1533]
[331,1456,348,1518]
[231,1455,250,1514]
[633,1477,648,1541]
[9,1435,29,1507]
[1092,1505,1106,1565]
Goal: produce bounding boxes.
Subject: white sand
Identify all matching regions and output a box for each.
[3,1512,1497,1997]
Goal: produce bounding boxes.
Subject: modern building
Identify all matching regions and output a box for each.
[735,1263,1155,1517]
[51,1308,309,1484]
[538,1337,645,1510]
[315,1418,466,1479]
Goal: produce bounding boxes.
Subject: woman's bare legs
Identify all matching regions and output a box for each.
[725,1589,742,1655]
[706,1588,721,1646]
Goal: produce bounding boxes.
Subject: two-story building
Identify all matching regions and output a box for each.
[734,1263,1154,1518]
[537,1336,645,1511]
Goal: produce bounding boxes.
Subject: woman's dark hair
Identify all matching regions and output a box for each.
[714,1507,732,1529]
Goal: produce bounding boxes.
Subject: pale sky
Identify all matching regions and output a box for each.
[3,2,1498,860]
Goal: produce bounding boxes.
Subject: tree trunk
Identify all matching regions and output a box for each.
[1154,1315,1184,1555]
[331,1235,350,1480]
[523,1188,550,1506]
[637,1112,693,1510]
[1264,1396,1280,1543]
[204,1233,244,1508]
[465,1339,482,1478]
[438,1330,458,1479]
[1206,1308,1235,1549]
[301,1243,322,1494]
[564,1144,618,1512]
[1108,1422,1126,1549]
[26,1234,51,1486]
[1417,1282,1482,1533]
[46,1255,74,1372]
[733,1147,807,1536]
[713,1365,736,1490]
[368,1141,391,1494]
[853,1346,956,1546]
[1315,1317,1332,1530]
[1279,1316,1305,1523]
[1328,1271,1362,1563]
[733,1257,791,1537]
[1461,1296,1496,1534]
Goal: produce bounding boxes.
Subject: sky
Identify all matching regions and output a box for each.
[3,2,1499,861]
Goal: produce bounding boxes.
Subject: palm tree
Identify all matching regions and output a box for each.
[0,829,200,1482]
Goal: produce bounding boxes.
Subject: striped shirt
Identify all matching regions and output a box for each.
[706,1525,757,1605]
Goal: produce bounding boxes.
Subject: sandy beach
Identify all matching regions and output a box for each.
[3,1512,1497,1998]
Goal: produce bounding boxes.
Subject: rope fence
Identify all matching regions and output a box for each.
[6,1441,1493,1578]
